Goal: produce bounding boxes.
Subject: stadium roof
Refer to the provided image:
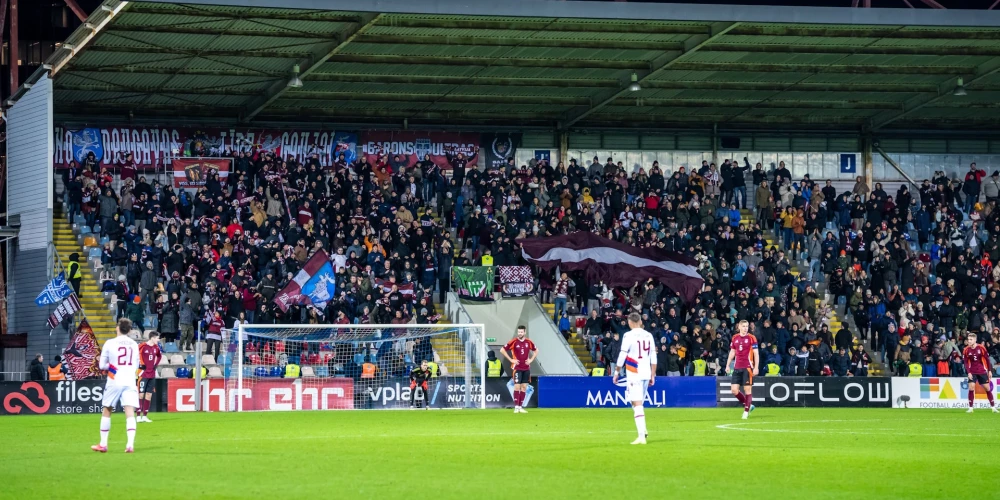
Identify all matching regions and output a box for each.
[21,0,1000,131]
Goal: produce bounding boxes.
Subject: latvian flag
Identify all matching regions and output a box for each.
[517,231,704,304]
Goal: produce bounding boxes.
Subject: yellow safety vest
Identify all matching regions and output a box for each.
[591,367,606,376]
[487,359,502,377]
[427,361,439,378]
[47,365,65,381]
[361,363,377,379]
[285,364,301,378]
[693,359,707,376]
[908,363,923,377]
[67,262,82,280]
[481,255,493,266]
[766,363,781,376]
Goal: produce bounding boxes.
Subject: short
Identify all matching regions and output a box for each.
[102,384,140,410]
[731,368,753,388]
[514,370,531,385]
[625,379,649,402]
[971,373,992,386]
[138,377,155,394]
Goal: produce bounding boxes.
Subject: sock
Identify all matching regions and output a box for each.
[138,399,146,416]
[745,392,753,412]
[969,389,975,408]
[126,417,136,448]
[99,416,111,447]
[988,383,996,407]
[735,392,746,406]
[632,405,646,438]
[518,390,525,407]
[515,390,523,407]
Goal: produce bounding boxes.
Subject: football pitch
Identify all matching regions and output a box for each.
[3,408,995,498]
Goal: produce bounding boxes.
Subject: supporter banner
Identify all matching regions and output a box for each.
[537,376,718,408]
[171,158,232,188]
[360,130,479,170]
[167,377,354,412]
[273,250,336,312]
[496,265,532,284]
[480,133,520,172]
[891,377,999,409]
[63,320,102,380]
[1,380,107,415]
[359,376,536,409]
[47,294,81,329]
[54,126,357,169]
[716,377,892,408]
[453,266,495,302]
[501,282,535,298]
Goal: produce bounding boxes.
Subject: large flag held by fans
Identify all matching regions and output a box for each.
[63,320,101,379]
[273,251,337,312]
[35,272,73,307]
[518,232,704,304]
[373,278,415,298]
[47,294,81,328]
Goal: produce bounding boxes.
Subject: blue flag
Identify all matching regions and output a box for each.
[36,272,73,307]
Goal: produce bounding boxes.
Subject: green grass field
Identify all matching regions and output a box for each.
[3,408,995,498]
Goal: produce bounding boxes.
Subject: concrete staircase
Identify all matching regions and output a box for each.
[540,301,597,372]
[52,207,118,345]
[429,317,469,376]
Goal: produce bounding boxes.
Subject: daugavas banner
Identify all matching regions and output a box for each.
[360,130,478,170]
[453,266,495,302]
[480,133,521,171]
[172,158,232,188]
[54,126,357,169]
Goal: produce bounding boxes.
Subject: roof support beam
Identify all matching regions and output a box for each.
[63,0,87,22]
[364,18,709,34]
[642,80,935,93]
[558,21,740,130]
[323,53,658,70]
[88,44,314,59]
[66,65,286,77]
[609,98,901,110]
[702,44,1000,57]
[870,56,1000,129]
[105,25,341,39]
[124,5,363,23]
[243,13,383,121]
[729,26,1000,39]
[56,83,264,96]
[306,73,620,88]
[279,91,589,105]
[352,34,684,51]
[669,62,971,75]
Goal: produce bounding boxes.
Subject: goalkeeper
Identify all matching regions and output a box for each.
[409,361,431,408]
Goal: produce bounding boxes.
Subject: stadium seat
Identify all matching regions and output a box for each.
[224,366,232,378]
[315,366,329,377]
[242,366,254,378]
[185,354,196,365]
[208,366,224,378]
[262,353,276,365]
[168,354,185,366]
[288,355,300,365]
[254,367,268,377]
[301,366,315,377]
[175,367,191,378]
[268,366,282,377]
[353,353,365,364]
[217,353,232,366]
[158,367,176,378]
[248,354,260,364]
[163,342,180,353]
[87,247,102,260]
[274,341,285,353]
[201,355,217,366]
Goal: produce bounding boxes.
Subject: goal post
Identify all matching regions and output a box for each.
[227,323,487,411]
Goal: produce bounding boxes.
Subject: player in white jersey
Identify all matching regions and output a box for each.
[613,313,657,445]
[92,318,140,453]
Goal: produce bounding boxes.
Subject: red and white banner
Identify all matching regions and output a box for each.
[497,266,533,284]
[172,158,232,188]
[360,130,479,170]
[167,378,354,412]
[63,319,102,380]
[374,278,415,297]
[518,231,704,304]
[47,294,81,329]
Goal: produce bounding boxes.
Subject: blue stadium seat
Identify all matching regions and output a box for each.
[217,353,232,366]
[163,342,179,353]
[242,366,254,378]
[88,247,102,260]
[254,367,268,377]
[353,353,365,365]
[288,355,300,365]
[403,354,413,364]
[175,367,191,378]
[224,366,232,378]
[185,354,196,365]
[99,236,110,246]
[315,366,329,377]
[268,366,282,377]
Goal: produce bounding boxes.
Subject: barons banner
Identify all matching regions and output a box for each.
[891,377,999,409]
[360,130,479,170]
[716,377,892,408]
[54,126,357,169]
[172,158,232,188]
[453,266,495,302]
[1,380,108,415]
[480,133,521,172]
[359,377,536,409]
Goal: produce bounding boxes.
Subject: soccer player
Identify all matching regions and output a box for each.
[409,360,431,409]
[725,320,758,420]
[613,313,655,445]
[502,325,537,414]
[962,333,998,413]
[137,332,162,423]
[92,318,141,453]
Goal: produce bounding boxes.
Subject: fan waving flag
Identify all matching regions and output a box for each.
[63,320,102,379]
[517,232,703,304]
[273,251,337,312]
[36,272,73,307]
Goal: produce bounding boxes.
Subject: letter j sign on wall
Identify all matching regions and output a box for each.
[840,154,857,174]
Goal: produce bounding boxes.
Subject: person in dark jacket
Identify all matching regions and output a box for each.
[829,347,851,377]
[29,354,46,381]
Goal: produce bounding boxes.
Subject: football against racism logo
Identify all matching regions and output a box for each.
[3,382,51,414]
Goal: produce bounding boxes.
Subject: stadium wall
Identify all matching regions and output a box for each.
[7,74,55,363]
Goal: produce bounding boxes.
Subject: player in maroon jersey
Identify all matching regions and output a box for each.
[725,320,759,420]
[502,325,537,414]
[137,333,162,423]
[962,333,998,414]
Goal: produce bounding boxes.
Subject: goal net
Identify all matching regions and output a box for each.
[224,323,486,411]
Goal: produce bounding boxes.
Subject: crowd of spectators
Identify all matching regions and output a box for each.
[60,148,1000,377]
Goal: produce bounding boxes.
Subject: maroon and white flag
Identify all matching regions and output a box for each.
[47,294,81,329]
[517,232,703,304]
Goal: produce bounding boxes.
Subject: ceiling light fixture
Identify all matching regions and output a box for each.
[287,64,303,88]
[953,77,967,96]
[628,72,640,92]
